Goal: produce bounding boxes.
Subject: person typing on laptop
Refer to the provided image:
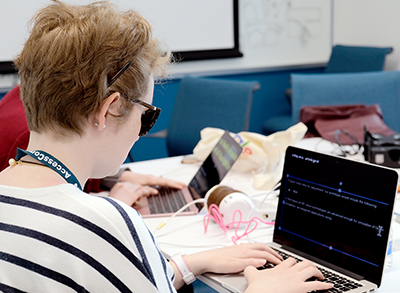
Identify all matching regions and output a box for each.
[0,1,333,292]
[0,85,186,205]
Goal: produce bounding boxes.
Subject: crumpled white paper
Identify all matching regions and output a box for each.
[193,123,307,190]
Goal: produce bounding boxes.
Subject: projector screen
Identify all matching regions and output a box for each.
[0,0,241,73]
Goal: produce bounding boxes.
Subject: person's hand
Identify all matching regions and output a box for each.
[170,243,282,289]
[108,181,158,206]
[119,171,186,190]
[108,171,186,206]
[244,258,333,293]
[183,243,282,276]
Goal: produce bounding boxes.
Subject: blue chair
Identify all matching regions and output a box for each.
[290,71,400,133]
[324,45,393,73]
[262,45,393,134]
[165,76,260,156]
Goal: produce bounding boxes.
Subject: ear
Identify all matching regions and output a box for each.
[96,92,120,131]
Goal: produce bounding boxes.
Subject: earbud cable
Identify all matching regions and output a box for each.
[204,204,274,245]
[154,198,205,233]
[247,181,281,222]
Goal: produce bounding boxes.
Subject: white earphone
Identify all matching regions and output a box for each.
[204,185,276,224]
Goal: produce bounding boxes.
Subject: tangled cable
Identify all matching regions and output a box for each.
[203,203,274,245]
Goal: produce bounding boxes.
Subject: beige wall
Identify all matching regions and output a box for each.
[333,0,400,70]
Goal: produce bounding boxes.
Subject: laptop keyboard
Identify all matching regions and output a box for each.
[147,187,189,214]
[258,248,363,293]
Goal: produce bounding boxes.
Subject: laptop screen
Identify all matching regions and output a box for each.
[274,146,398,287]
[188,130,243,199]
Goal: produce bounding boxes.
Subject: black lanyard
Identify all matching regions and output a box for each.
[15,148,83,190]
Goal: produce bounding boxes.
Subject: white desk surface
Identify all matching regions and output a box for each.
[124,138,400,293]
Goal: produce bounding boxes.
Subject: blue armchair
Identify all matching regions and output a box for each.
[324,45,392,73]
[290,71,400,133]
[262,45,393,134]
[166,76,260,156]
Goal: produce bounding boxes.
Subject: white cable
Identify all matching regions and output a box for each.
[250,191,276,198]
[247,181,281,221]
[236,182,280,243]
[153,198,205,233]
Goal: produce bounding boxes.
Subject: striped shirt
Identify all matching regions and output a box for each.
[0,184,176,292]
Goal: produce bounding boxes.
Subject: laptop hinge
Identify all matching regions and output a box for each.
[281,245,364,281]
[188,187,205,211]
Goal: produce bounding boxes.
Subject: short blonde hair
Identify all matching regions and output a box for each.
[15,0,171,135]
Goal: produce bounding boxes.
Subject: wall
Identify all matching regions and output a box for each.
[333,0,400,70]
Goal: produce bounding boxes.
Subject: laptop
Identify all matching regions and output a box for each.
[133,130,243,218]
[203,146,398,293]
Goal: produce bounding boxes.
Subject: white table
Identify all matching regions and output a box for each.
[124,138,400,292]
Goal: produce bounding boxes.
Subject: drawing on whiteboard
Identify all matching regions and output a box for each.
[240,0,323,49]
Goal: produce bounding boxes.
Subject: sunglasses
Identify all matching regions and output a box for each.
[108,61,161,136]
[130,98,161,136]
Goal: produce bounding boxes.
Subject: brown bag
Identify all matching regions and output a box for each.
[300,104,395,144]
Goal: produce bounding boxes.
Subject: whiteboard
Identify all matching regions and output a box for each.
[174,0,333,75]
[0,0,332,75]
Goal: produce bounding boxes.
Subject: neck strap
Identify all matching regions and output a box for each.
[15,148,83,190]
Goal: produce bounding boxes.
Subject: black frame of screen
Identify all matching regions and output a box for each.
[173,0,242,62]
[0,62,16,74]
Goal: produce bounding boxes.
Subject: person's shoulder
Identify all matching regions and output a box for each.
[61,184,141,216]
[60,185,146,230]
